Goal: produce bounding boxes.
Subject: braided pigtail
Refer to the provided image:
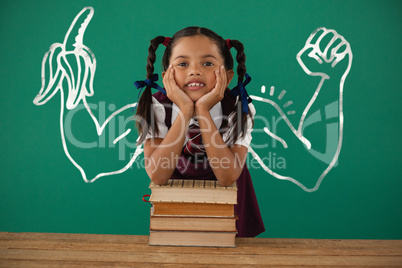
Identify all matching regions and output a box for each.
[230,40,246,81]
[227,39,253,146]
[135,36,166,145]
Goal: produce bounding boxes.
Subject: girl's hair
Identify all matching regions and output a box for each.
[135,26,253,146]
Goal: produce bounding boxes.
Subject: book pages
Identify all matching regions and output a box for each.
[150,179,237,190]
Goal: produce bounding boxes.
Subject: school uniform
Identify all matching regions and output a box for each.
[144,89,265,237]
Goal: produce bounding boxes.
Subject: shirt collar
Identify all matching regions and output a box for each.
[171,102,223,128]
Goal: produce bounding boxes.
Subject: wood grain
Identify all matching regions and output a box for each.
[1,232,401,267]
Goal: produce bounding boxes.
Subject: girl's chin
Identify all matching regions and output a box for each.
[188,96,200,102]
[185,89,211,102]
[184,92,202,102]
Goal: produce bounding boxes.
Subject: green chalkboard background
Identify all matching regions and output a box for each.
[1,0,401,239]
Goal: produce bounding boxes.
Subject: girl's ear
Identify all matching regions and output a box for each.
[226,70,235,86]
[162,71,166,79]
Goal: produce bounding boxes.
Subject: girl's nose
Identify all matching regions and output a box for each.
[189,66,202,76]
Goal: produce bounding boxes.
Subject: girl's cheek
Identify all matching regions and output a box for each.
[175,74,184,89]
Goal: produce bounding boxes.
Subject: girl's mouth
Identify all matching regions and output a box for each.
[186,82,206,90]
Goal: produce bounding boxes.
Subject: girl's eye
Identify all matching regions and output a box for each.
[204,62,214,66]
[177,62,188,67]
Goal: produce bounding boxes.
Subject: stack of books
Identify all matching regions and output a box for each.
[148,179,238,247]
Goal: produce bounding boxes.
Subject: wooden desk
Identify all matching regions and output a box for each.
[1,232,401,267]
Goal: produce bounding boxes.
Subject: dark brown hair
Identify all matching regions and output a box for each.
[135,26,253,146]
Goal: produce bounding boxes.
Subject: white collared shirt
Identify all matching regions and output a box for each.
[143,96,255,148]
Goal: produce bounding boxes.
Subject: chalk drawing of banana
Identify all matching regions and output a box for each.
[33,7,143,183]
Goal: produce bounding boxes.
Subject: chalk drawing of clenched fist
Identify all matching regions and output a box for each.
[250,27,353,192]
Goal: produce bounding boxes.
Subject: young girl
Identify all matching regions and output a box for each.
[135,26,264,237]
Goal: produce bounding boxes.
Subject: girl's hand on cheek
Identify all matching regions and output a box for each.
[163,65,194,117]
[195,65,227,113]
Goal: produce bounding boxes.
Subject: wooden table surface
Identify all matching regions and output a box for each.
[0,232,401,267]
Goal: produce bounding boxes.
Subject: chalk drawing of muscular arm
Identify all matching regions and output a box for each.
[33,7,143,183]
[249,28,353,192]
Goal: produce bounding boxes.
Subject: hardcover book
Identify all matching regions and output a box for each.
[150,213,238,232]
[151,202,235,217]
[149,179,237,204]
[149,230,237,247]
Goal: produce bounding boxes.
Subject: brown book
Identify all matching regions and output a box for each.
[149,230,237,247]
[150,214,238,232]
[149,179,237,204]
[151,202,235,217]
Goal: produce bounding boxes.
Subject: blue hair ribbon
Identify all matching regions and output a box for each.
[134,74,166,96]
[231,73,252,114]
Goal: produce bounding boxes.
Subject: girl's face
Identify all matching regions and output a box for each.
[163,35,234,102]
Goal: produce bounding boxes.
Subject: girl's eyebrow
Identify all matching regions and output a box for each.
[173,55,217,60]
[174,55,188,60]
[203,55,217,60]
